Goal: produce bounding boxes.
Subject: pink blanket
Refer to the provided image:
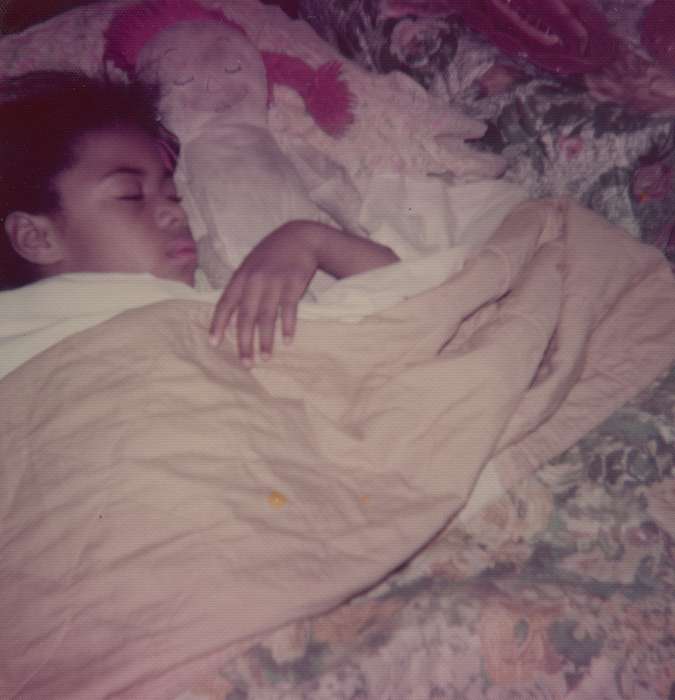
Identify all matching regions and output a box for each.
[1,199,674,699]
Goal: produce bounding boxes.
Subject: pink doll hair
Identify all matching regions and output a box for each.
[103,0,354,136]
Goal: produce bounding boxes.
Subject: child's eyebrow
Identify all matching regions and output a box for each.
[101,166,144,179]
[100,166,174,181]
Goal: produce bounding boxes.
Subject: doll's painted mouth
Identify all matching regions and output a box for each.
[206,77,247,97]
[173,76,195,86]
[207,84,250,113]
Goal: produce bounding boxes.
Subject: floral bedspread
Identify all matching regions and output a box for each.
[298,0,675,269]
[172,2,675,698]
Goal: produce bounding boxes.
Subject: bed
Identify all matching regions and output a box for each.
[1,1,675,699]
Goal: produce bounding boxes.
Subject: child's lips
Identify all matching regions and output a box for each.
[167,238,198,261]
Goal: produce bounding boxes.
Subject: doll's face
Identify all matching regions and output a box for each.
[137,21,268,118]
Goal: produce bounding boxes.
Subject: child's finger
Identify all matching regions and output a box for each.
[236,284,265,366]
[279,277,304,343]
[209,277,243,346]
[256,289,281,359]
[280,302,297,344]
[209,303,235,347]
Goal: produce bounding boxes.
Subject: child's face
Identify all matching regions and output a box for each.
[48,124,197,285]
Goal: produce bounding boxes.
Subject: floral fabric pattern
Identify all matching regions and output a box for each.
[298,0,462,88]
[462,74,675,247]
[299,0,675,269]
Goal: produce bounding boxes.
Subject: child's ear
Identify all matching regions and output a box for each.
[4,211,66,265]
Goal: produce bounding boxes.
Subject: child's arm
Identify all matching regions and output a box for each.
[209,220,398,366]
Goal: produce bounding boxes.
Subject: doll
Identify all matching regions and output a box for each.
[104,0,511,285]
[104,0,358,288]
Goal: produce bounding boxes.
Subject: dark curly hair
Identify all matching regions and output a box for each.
[0,70,163,288]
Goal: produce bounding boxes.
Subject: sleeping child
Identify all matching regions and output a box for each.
[0,70,398,372]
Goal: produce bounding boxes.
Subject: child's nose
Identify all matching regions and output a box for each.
[156,198,188,229]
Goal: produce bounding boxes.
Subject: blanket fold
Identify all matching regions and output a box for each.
[1,198,674,699]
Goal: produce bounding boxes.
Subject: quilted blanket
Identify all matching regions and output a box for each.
[2,198,675,699]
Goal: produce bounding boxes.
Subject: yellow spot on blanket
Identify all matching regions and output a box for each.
[268,491,287,507]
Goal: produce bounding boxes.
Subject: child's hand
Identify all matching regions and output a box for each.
[209,221,319,366]
[209,220,398,366]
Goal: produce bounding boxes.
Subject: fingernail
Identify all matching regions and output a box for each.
[260,351,271,362]
[283,334,293,346]
[241,356,253,369]
[208,333,218,347]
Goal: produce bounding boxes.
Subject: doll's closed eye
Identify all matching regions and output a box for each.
[224,62,243,74]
